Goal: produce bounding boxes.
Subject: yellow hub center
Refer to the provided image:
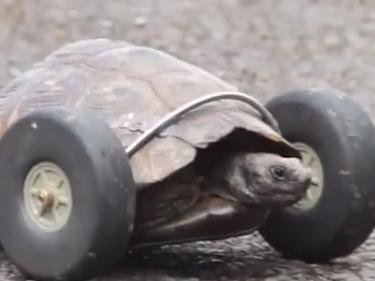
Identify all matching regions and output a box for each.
[23,162,73,232]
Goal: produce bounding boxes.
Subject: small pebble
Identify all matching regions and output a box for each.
[133,16,148,28]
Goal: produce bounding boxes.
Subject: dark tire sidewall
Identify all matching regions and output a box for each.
[0,108,136,280]
[259,89,375,262]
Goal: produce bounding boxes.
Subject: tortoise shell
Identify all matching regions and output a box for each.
[0,38,298,186]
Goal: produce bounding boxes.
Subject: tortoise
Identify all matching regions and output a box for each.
[0,38,374,281]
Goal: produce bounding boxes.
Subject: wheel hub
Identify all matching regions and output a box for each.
[290,142,324,211]
[23,162,72,232]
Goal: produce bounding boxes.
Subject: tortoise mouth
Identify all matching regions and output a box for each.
[255,180,310,197]
[251,184,309,207]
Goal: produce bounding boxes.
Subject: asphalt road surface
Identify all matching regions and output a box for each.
[2,0,375,280]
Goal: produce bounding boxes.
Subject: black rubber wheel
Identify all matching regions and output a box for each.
[0,108,136,281]
[258,88,375,263]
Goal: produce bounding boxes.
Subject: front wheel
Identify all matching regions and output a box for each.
[259,87,375,263]
[0,108,136,281]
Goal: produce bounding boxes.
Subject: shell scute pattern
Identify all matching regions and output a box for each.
[0,39,293,186]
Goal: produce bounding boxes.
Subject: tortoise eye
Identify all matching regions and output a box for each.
[270,166,287,181]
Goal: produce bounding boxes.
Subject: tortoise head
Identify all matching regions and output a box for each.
[227,153,312,207]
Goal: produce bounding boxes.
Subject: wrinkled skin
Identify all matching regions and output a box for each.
[133,152,311,244]
[204,153,311,207]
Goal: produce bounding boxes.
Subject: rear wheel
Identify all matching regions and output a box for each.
[259,88,375,263]
[0,108,136,281]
